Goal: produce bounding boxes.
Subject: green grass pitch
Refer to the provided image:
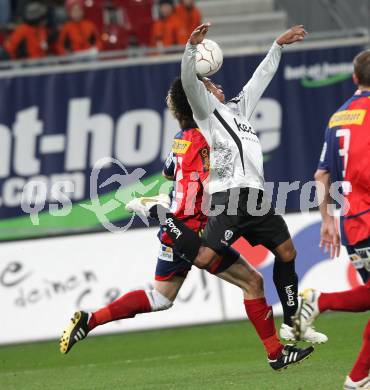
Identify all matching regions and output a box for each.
[1,312,368,390]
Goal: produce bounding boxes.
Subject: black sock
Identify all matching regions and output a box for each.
[150,205,202,262]
[358,267,370,284]
[273,258,298,327]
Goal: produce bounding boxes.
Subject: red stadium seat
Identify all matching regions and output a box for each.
[101,23,129,51]
[113,0,153,46]
[84,0,105,33]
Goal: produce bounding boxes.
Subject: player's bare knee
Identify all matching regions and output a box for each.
[255,271,264,293]
[145,290,173,312]
[249,270,264,295]
[194,247,217,269]
[279,246,297,262]
[194,256,213,269]
[274,239,297,262]
[237,270,264,296]
[284,247,297,262]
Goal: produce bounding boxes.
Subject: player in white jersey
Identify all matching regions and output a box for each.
[127,24,326,344]
[182,33,275,195]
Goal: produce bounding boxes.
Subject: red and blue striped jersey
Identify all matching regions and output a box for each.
[318,90,370,245]
[160,127,209,246]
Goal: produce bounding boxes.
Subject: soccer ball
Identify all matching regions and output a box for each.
[195,39,223,77]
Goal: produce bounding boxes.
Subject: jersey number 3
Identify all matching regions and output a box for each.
[336,128,350,178]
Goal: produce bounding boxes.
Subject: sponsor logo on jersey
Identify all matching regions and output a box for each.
[158,245,174,262]
[285,284,296,307]
[165,218,182,239]
[172,139,191,154]
[199,147,210,172]
[224,230,234,241]
[233,118,256,135]
[329,109,366,128]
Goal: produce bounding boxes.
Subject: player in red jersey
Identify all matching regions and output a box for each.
[294,50,370,389]
[60,77,313,371]
[313,49,370,283]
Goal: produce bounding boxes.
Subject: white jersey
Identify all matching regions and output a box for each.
[181,41,283,194]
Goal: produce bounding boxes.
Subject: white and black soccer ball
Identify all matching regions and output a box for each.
[195,39,223,77]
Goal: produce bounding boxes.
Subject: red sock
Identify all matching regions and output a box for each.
[88,290,152,331]
[244,298,283,359]
[349,320,370,382]
[319,282,370,313]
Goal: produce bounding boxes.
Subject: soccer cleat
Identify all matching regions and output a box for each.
[292,288,321,340]
[280,323,328,344]
[59,311,90,354]
[344,375,370,389]
[301,325,328,344]
[125,194,171,218]
[268,344,314,371]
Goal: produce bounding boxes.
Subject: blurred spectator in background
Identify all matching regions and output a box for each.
[48,0,69,27]
[4,1,48,59]
[100,2,129,51]
[47,0,68,55]
[57,0,102,55]
[0,0,11,59]
[151,0,187,48]
[175,0,201,37]
[0,0,11,26]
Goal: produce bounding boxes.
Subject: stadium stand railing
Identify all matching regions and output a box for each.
[0,28,368,73]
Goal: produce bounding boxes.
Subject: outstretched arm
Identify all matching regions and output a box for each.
[231,26,307,119]
[181,23,217,121]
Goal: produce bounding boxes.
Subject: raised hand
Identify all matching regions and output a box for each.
[276,25,307,46]
[189,23,211,45]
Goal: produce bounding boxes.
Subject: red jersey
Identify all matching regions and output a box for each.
[4,24,48,59]
[151,13,187,47]
[175,4,202,38]
[57,20,102,55]
[160,127,209,246]
[318,90,370,245]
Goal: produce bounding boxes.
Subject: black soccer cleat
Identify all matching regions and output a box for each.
[59,311,90,354]
[268,344,314,371]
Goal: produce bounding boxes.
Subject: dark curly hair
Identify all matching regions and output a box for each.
[167,77,198,129]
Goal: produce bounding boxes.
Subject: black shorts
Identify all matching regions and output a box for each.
[155,243,239,280]
[346,236,370,283]
[203,187,291,253]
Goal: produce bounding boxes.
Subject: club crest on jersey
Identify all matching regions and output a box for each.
[224,230,234,241]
